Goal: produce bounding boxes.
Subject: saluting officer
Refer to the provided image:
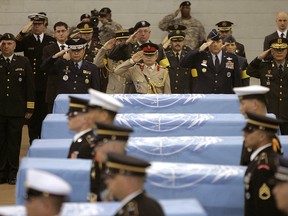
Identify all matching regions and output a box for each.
[215,20,246,58]
[94,29,131,94]
[247,38,288,135]
[165,25,193,93]
[105,153,165,216]
[114,42,171,94]
[0,33,35,184]
[243,112,284,216]
[180,29,241,94]
[89,122,133,202]
[41,38,101,95]
[15,13,56,144]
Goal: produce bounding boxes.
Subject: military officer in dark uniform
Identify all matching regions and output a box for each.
[233,85,283,166]
[66,96,95,159]
[165,25,192,93]
[223,34,250,86]
[105,153,165,216]
[180,29,241,93]
[77,21,107,92]
[41,38,101,94]
[67,89,124,159]
[15,13,56,144]
[89,122,133,202]
[215,20,246,58]
[243,112,284,216]
[0,33,35,184]
[42,21,69,113]
[247,38,288,135]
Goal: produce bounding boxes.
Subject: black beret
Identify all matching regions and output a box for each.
[180,1,191,7]
[0,33,16,41]
[80,13,91,21]
[134,20,150,32]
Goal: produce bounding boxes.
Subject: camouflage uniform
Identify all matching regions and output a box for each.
[159,13,206,49]
[99,20,122,44]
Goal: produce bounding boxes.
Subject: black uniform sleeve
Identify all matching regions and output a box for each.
[246,57,262,78]
[24,56,35,113]
[179,48,200,68]
[107,42,131,61]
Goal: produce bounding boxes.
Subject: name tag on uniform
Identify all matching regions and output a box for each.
[15,68,24,72]
[28,47,34,50]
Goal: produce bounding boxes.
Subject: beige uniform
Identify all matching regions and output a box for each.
[114,60,171,94]
[94,47,126,94]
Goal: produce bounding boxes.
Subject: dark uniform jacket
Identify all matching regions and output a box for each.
[165,45,193,93]
[237,55,250,86]
[263,31,288,60]
[15,34,56,91]
[247,58,288,121]
[180,49,242,93]
[84,40,101,63]
[235,41,246,58]
[41,57,101,95]
[42,43,60,105]
[0,55,35,117]
[67,130,96,159]
[115,191,165,216]
[244,145,283,216]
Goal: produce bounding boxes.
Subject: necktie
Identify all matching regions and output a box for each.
[215,55,220,71]
[75,62,79,70]
[281,33,285,38]
[279,64,283,76]
[60,45,65,50]
[37,35,41,43]
[176,52,180,62]
[6,58,10,67]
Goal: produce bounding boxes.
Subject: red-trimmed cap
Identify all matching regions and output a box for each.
[140,42,159,55]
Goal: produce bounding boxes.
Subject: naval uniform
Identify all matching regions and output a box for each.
[244,145,283,216]
[41,56,101,94]
[114,191,165,216]
[15,33,56,143]
[247,58,288,135]
[0,54,35,181]
[180,49,242,93]
[165,45,193,93]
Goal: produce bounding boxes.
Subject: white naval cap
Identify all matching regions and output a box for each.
[25,169,71,197]
[88,89,124,113]
[233,85,269,102]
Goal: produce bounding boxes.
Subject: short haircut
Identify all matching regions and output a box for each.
[54,21,68,31]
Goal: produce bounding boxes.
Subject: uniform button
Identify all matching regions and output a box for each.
[215,74,218,76]
[280,85,282,88]
[6,94,9,96]
[176,81,178,83]
[76,75,78,77]
[33,63,36,65]
[73,87,76,90]
[280,79,283,81]
[176,67,179,69]
[175,87,177,90]
[34,58,36,61]
[280,98,282,101]
[280,92,282,94]
[33,68,36,70]
[34,72,36,74]
[74,81,77,83]
[7,72,10,75]
[7,79,9,82]
[44,73,46,75]
[185,72,187,74]
[176,74,179,76]
[215,80,218,83]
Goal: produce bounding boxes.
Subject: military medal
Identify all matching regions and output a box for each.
[85,78,89,84]
[226,61,234,69]
[201,60,207,67]
[18,77,22,82]
[202,68,207,72]
[63,75,68,81]
[227,72,231,77]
